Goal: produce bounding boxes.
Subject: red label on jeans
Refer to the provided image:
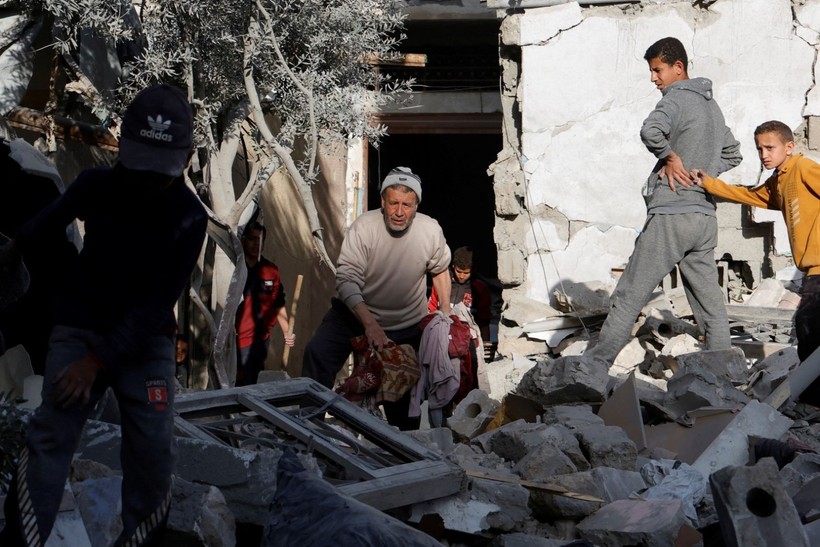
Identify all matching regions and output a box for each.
[145,378,169,410]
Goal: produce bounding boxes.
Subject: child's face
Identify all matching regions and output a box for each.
[454,266,471,284]
[647,58,685,91]
[755,132,795,171]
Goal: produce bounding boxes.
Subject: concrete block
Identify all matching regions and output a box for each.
[792,474,820,520]
[448,389,500,441]
[779,453,820,496]
[72,477,122,546]
[541,404,604,430]
[513,442,578,480]
[516,355,609,406]
[691,401,793,477]
[590,467,646,505]
[745,278,787,307]
[747,346,799,400]
[409,476,530,535]
[710,458,809,547]
[405,427,456,456]
[490,532,568,546]
[675,347,750,386]
[664,371,750,417]
[447,443,517,477]
[480,354,537,401]
[528,470,603,521]
[577,498,689,547]
[168,477,236,547]
[660,334,702,359]
[473,419,549,462]
[575,425,637,471]
[610,338,647,377]
[75,419,281,526]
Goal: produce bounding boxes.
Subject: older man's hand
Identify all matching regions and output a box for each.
[55,354,102,408]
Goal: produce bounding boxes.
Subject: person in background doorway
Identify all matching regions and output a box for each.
[581,36,741,369]
[428,246,493,342]
[235,222,294,386]
[0,83,207,546]
[302,166,452,430]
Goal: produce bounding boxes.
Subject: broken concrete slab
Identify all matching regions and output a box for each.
[745,277,788,307]
[408,476,531,536]
[168,477,236,547]
[691,401,793,477]
[598,372,646,451]
[674,347,750,386]
[527,470,603,521]
[473,419,556,463]
[663,370,750,417]
[516,355,608,405]
[590,467,646,507]
[793,475,820,523]
[779,453,820,497]
[473,420,589,472]
[513,442,578,480]
[577,498,691,547]
[541,404,604,430]
[447,443,518,477]
[72,476,122,546]
[745,346,799,400]
[574,424,637,471]
[489,532,569,546]
[480,354,538,401]
[710,458,809,547]
[765,343,820,409]
[405,427,456,456]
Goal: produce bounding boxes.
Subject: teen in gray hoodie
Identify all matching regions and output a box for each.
[582,37,741,368]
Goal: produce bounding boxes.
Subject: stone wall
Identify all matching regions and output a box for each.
[491,0,820,352]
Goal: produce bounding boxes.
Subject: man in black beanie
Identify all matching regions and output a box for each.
[0,84,207,546]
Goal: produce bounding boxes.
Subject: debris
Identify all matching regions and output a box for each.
[576,498,692,547]
[516,356,609,405]
[709,458,809,547]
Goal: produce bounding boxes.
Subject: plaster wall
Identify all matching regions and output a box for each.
[493,0,820,344]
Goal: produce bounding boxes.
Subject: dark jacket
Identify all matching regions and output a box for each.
[17,164,207,367]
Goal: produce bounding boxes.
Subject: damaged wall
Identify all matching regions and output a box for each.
[490,0,820,352]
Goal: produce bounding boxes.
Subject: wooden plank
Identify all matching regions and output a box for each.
[339,460,466,510]
[466,470,604,503]
[237,394,378,480]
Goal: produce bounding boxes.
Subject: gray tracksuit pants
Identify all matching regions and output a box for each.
[584,213,730,365]
[4,326,175,546]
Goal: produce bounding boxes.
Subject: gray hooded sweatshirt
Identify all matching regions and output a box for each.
[640,77,742,215]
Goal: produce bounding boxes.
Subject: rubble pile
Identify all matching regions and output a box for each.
[2,281,820,546]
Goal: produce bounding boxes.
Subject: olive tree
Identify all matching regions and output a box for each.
[20,0,410,387]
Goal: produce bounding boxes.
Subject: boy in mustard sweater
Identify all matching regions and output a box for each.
[689,120,820,402]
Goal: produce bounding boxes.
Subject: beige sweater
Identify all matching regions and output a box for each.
[336,210,450,330]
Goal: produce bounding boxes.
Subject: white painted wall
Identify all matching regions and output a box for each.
[499,0,820,308]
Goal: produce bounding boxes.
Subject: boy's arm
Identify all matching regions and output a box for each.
[692,169,774,209]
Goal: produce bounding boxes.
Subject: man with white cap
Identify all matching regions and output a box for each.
[0,84,207,546]
[302,166,452,430]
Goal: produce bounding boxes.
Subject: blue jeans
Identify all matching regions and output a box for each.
[2,326,176,546]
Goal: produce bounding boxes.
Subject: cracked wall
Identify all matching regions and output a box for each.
[491,0,820,354]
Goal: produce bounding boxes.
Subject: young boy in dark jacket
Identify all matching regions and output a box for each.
[0,84,207,546]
